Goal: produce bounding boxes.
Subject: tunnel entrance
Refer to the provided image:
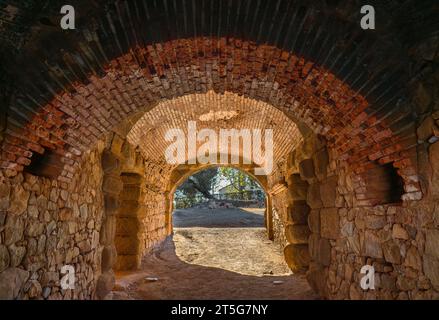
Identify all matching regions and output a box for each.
[172,167,278,277]
[111,167,317,299]
[97,90,315,299]
[2,1,437,302]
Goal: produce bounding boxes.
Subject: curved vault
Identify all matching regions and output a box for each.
[1,0,425,199]
[126,90,303,174]
[0,0,433,203]
[1,0,438,301]
[2,38,419,200]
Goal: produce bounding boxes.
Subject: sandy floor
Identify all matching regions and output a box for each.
[112,207,318,300]
[172,207,266,228]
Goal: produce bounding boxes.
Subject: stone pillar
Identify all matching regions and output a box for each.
[96,150,121,299]
[284,173,311,273]
[114,173,142,271]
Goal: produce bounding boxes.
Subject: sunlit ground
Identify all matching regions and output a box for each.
[173,207,291,276]
[112,207,317,300]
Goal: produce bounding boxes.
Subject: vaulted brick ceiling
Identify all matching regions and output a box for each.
[126,91,302,166]
[0,0,438,183]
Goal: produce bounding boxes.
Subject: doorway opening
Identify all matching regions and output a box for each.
[171,167,283,276]
[111,166,317,299]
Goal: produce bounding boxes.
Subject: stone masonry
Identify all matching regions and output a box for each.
[0,0,439,300]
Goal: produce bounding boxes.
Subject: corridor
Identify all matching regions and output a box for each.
[0,0,438,301]
[112,208,317,300]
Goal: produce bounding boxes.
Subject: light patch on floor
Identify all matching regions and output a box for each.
[112,208,318,300]
[174,227,291,276]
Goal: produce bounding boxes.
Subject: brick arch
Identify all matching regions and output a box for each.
[0,0,438,301]
[125,90,303,171]
[166,163,274,244]
[1,38,420,202]
[1,0,433,204]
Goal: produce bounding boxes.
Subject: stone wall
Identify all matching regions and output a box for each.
[0,0,438,301]
[113,172,168,272]
[0,133,171,300]
[267,152,311,273]
[279,129,439,299]
[139,162,171,254]
[2,132,439,300]
[97,133,170,298]
[0,143,105,299]
[271,204,288,249]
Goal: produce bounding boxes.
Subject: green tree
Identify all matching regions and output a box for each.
[178,167,218,199]
[218,167,259,192]
[175,167,263,208]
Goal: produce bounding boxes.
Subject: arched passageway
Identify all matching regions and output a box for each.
[109,166,317,300]
[1,0,439,300]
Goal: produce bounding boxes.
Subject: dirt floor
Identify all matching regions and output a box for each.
[112,207,318,300]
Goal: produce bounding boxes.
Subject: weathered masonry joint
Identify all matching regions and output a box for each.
[0,0,439,300]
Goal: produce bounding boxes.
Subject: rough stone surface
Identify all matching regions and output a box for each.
[318,238,331,266]
[425,229,439,259]
[0,2,438,301]
[9,185,30,215]
[96,271,115,299]
[299,159,315,180]
[424,255,439,291]
[288,175,309,201]
[285,225,310,245]
[276,129,439,299]
[289,201,309,225]
[404,246,422,270]
[363,231,383,259]
[308,210,320,234]
[382,241,402,264]
[307,184,323,209]
[313,149,329,179]
[0,146,106,300]
[365,215,387,230]
[0,245,10,273]
[8,245,25,268]
[0,268,29,299]
[392,224,409,240]
[284,244,310,273]
[320,208,340,240]
[306,263,328,298]
[320,176,337,208]
[4,214,24,246]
